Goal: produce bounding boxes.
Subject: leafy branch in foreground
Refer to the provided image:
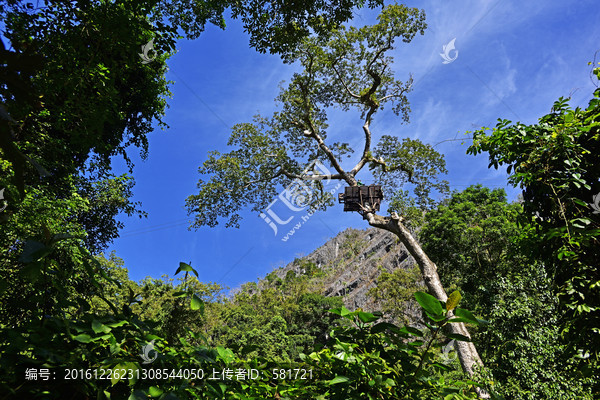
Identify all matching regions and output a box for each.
[300,290,491,399]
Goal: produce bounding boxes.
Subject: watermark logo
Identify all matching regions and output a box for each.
[0,188,7,212]
[440,38,458,64]
[591,192,600,214]
[139,39,157,64]
[440,339,456,364]
[260,160,341,241]
[140,340,158,364]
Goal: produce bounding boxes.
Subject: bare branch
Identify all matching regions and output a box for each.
[295,67,356,185]
[380,86,406,102]
[366,45,391,76]
[304,122,355,185]
[331,62,361,99]
[280,168,346,181]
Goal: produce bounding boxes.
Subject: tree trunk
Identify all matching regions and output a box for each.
[364,211,490,398]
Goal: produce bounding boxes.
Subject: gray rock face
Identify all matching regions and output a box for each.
[272,227,423,322]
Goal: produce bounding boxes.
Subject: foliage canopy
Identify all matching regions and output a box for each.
[186,4,450,229]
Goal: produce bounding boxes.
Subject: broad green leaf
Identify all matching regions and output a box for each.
[73,334,92,343]
[19,261,44,283]
[191,294,204,312]
[149,386,163,397]
[328,376,350,385]
[329,306,352,317]
[425,311,448,322]
[128,390,146,400]
[18,240,52,263]
[216,346,235,363]
[398,326,423,337]
[446,290,462,311]
[111,364,128,386]
[92,334,113,342]
[448,317,472,324]
[445,333,471,342]
[218,383,227,394]
[92,319,111,334]
[414,291,444,317]
[106,320,128,328]
[123,362,140,385]
[175,262,198,277]
[50,233,82,243]
[371,322,402,334]
[454,308,487,325]
[357,311,379,323]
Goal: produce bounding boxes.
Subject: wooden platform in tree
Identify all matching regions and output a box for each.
[338,185,383,213]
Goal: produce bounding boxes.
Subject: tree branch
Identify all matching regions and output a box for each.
[346,46,391,178]
[331,62,361,99]
[295,69,356,185]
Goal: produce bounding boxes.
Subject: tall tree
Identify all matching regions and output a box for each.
[185,4,488,387]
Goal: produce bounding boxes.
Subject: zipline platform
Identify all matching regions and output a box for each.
[338,185,383,213]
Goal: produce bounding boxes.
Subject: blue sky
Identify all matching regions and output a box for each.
[108,0,600,290]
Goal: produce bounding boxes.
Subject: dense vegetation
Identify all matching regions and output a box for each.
[1,0,599,398]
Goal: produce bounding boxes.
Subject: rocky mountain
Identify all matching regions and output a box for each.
[270,226,424,323]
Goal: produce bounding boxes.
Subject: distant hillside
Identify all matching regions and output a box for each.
[268,227,424,324]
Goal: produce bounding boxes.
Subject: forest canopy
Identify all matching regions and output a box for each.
[0,0,598,399]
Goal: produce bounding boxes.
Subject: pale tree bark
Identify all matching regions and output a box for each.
[364,211,490,398]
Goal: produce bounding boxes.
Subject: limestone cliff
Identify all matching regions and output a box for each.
[270,227,424,323]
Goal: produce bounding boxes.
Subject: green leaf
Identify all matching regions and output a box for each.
[111,363,131,386]
[92,319,111,334]
[106,320,128,328]
[446,290,461,311]
[175,262,198,277]
[191,294,204,312]
[18,240,52,263]
[414,291,444,317]
[73,334,92,343]
[128,390,146,400]
[371,322,403,335]
[218,383,227,394]
[149,386,163,397]
[329,306,352,317]
[445,333,471,342]
[19,261,44,283]
[216,346,235,363]
[357,311,379,323]
[453,308,487,325]
[328,376,350,385]
[398,326,423,337]
[50,233,82,244]
[425,311,448,322]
